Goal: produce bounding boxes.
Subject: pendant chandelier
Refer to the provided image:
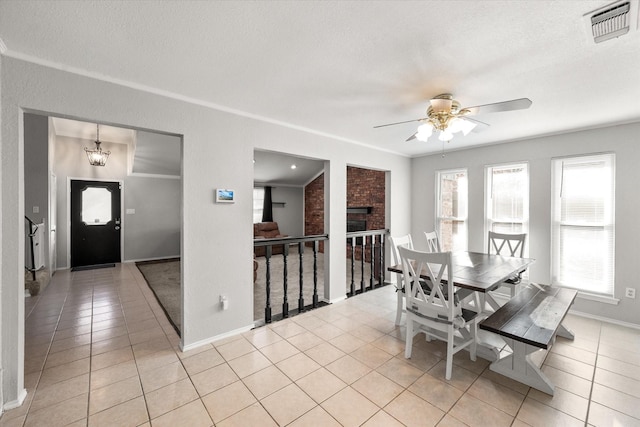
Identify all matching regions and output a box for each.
[84,124,110,166]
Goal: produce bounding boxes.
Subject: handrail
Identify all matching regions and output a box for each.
[346,228,389,237]
[253,234,328,247]
[24,216,39,281]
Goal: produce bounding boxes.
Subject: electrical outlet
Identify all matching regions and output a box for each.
[625,288,636,299]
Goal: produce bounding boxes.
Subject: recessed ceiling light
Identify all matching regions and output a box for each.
[291,164,297,169]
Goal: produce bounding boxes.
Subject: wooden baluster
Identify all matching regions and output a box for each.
[298,242,304,312]
[369,235,375,290]
[360,235,365,294]
[350,236,355,296]
[312,241,319,307]
[282,243,289,318]
[265,245,272,323]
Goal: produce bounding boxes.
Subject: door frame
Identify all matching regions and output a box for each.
[66,177,124,268]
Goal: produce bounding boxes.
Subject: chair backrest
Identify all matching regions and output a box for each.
[399,246,459,322]
[424,231,441,252]
[487,231,526,257]
[389,234,414,265]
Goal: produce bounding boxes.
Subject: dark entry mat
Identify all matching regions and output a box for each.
[71,263,115,272]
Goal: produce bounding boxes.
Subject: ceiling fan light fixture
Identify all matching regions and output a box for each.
[415,123,434,141]
[438,129,453,142]
[430,97,453,113]
[458,118,477,136]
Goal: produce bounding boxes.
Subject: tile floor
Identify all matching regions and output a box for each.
[2,262,640,426]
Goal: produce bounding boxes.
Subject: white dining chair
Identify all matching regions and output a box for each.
[389,234,413,325]
[399,246,479,380]
[424,231,441,252]
[488,231,527,297]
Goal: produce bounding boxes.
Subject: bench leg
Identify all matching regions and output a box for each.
[556,323,575,340]
[489,338,555,395]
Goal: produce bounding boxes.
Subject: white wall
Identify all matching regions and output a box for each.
[411,122,640,325]
[271,186,304,237]
[0,57,412,404]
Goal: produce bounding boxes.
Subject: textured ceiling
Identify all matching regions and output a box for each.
[2,1,640,157]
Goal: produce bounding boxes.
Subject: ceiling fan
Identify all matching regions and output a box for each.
[374,93,532,142]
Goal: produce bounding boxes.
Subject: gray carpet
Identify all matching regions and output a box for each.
[136,259,181,334]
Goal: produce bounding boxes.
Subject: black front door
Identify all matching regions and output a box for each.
[70,180,121,268]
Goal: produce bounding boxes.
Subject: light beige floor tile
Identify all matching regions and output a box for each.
[375,356,425,388]
[516,396,584,427]
[320,386,378,427]
[91,335,131,356]
[139,360,188,393]
[595,366,640,398]
[544,352,594,380]
[305,342,346,366]
[89,376,143,415]
[150,399,213,427]
[350,343,393,369]
[243,328,283,349]
[270,321,307,339]
[181,348,225,376]
[91,346,134,371]
[409,372,464,412]
[587,401,640,427]
[30,373,90,412]
[190,362,240,396]
[296,367,347,403]
[480,369,531,395]
[38,357,90,388]
[90,325,128,343]
[370,334,406,356]
[435,414,471,427]
[90,360,138,390]
[88,395,148,427]
[260,339,300,363]
[449,394,513,427]
[384,390,445,427]
[132,335,172,359]
[591,382,640,419]
[24,393,88,427]
[144,377,199,419]
[353,370,404,407]
[329,333,367,353]
[242,365,291,399]
[276,352,321,381]
[128,326,166,345]
[428,360,479,391]
[527,387,588,421]
[44,344,91,369]
[135,349,179,373]
[261,383,317,426]
[49,333,91,353]
[311,323,345,341]
[215,402,277,427]
[550,341,597,365]
[288,405,342,427]
[361,410,405,427]
[227,350,273,378]
[294,314,328,331]
[540,365,591,398]
[201,380,257,423]
[403,347,442,371]
[287,330,325,352]
[326,355,372,384]
[216,337,257,361]
[466,375,525,416]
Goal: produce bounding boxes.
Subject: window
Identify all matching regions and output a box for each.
[485,163,529,243]
[253,187,265,223]
[551,154,615,296]
[436,169,468,252]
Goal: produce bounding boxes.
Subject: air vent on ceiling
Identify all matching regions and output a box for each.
[585,1,638,43]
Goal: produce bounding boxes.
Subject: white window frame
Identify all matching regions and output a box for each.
[484,162,529,253]
[436,169,468,252]
[551,153,615,299]
[253,187,265,223]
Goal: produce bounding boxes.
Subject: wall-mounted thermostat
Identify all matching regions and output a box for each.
[215,189,235,203]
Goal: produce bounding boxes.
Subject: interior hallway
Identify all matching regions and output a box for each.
[2,263,640,426]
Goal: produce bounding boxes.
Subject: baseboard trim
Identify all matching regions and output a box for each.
[180,324,254,352]
[3,388,27,411]
[568,309,640,330]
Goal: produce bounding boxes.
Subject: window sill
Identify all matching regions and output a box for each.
[576,291,619,305]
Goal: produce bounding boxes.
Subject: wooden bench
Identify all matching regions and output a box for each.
[479,283,577,395]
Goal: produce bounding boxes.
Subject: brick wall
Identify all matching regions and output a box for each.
[304,167,386,260]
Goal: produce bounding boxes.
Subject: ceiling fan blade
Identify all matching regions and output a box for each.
[406,132,418,141]
[462,116,490,133]
[373,118,426,128]
[464,98,532,116]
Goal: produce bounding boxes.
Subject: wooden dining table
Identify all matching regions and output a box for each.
[388,251,535,361]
